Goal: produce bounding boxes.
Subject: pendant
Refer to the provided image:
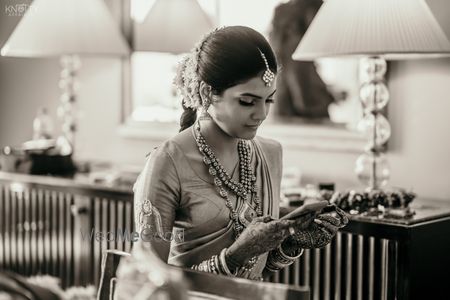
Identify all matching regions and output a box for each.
[238,200,258,227]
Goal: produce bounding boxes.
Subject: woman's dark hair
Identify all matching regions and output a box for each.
[178,26,278,132]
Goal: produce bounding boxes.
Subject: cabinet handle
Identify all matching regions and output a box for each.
[71,204,89,216]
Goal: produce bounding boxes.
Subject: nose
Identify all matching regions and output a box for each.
[251,101,268,122]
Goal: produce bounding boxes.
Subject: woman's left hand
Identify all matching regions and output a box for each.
[282,205,348,253]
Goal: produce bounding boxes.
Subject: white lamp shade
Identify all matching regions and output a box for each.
[133,0,214,54]
[1,0,130,57]
[293,0,450,60]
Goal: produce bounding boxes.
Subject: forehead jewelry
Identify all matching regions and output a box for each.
[258,50,275,86]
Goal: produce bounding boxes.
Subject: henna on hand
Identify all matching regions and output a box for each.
[285,204,349,250]
[225,216,296,267]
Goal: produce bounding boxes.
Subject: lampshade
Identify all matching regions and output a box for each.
[1,0,130,57]
[133,0,214,54]
[293,0,450,60]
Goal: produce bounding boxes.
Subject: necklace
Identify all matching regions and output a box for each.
[193,121,262,239]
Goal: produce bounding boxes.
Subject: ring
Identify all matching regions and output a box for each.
[288,226,295,235]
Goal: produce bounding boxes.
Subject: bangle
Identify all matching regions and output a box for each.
[190,255,220,274]
[219,248,236,277]
[266,245,304,272]
[279,245,304,260]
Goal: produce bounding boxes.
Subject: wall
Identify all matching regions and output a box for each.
[1,0,449,200]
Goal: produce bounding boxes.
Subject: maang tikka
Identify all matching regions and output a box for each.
[258,50,275,87]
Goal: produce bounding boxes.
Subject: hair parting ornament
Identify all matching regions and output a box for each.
[258,49,275,87]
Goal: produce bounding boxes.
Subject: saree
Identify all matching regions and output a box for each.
[133,133,283,280]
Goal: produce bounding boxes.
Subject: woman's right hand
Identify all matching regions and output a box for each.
[225,216,298,270]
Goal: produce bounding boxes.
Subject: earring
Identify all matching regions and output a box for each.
[199,98,211,120]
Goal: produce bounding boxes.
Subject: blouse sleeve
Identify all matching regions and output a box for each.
[133,146,181,242]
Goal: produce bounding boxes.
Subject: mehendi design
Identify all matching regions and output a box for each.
[284,205,348,250]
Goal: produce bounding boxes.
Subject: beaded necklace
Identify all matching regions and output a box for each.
[193,121,262,239]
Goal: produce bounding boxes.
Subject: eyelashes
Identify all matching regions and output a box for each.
[239,98,275,106]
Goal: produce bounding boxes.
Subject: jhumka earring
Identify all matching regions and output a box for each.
[258,50,275,87]
[199,98,211,120]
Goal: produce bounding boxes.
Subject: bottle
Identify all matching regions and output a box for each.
[33,108,53,140]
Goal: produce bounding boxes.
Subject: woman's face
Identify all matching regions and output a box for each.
[208,74,276,140]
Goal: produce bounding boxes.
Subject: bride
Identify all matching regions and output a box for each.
[133,25,348,281]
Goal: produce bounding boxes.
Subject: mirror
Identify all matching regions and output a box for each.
[120,0,366,152]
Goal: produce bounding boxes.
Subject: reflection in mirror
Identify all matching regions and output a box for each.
[122,0,366,150]
[269,0,361,130]
[130,52,181,122]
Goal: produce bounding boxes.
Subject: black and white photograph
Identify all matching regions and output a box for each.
[0,0,449,299]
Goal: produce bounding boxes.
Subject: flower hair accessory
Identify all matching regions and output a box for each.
[258,49,275,86]
[174,49,202,109]
[174,27,224,109]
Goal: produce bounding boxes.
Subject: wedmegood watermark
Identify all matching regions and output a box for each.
[4,3,37,17]
[80,228,184,243]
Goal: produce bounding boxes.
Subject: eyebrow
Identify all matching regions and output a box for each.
[239,90,277,99]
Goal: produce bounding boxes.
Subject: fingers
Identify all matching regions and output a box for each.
[293,212,315,224]
[315,227,333,248]
[319,204,349,224]
[317,214,342,227]
[249,217,295,238]
[291,212,315,230]
[276,219,297,230]
[318,226,333,239]
[335,207,349,225]
[314,218,339,235]
[318,211,348,228]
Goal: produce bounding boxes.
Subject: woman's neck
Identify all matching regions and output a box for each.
[198,119,239,160]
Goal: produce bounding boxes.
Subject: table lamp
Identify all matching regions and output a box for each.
[1,0,130,155]
[133,0,215,54]
[293,0,450,194]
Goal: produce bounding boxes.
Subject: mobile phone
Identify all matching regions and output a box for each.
[280,200,329,220]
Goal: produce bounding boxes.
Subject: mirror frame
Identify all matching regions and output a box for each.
[116,0,366,153]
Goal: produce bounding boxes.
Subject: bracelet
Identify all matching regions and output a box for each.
[190,248,239,277]
[266,245,304,272]
[191,254,219,274]
[279,245,304,260]
[266,259,287,271]
[219,248,236,277]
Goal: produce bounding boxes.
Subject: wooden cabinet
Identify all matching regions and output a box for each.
[1,171,449,299]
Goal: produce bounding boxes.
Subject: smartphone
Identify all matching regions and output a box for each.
[280,199,329,220]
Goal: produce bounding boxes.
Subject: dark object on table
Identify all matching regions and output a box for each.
[318,182,335,191]
[28,153,76,176]
[322,189,416,216]
[1,139,76,176]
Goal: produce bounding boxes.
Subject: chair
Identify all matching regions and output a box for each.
[96,249,131,300]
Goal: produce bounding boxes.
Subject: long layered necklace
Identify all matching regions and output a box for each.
[193,121,262,239]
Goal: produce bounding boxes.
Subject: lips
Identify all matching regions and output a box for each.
[245,124,260,129]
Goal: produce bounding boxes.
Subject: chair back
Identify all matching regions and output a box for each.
[97,249,131,300]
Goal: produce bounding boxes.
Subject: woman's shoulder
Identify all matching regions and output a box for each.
[146,128,196,162]
[254,136,282,155]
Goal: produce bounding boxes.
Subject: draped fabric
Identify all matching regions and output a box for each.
[133,133,282,280]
